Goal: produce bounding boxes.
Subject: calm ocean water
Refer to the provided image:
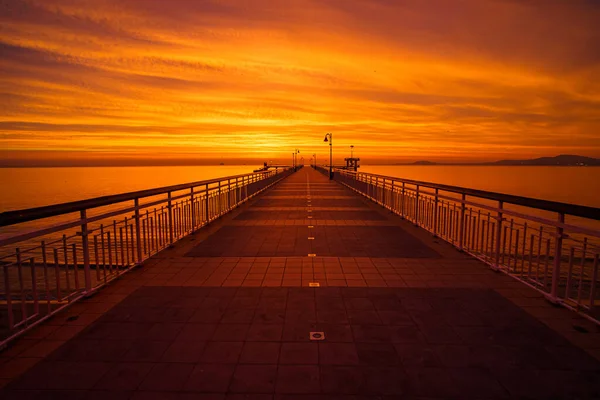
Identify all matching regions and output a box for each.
[0,165,598,212]
[0,166,254,212]
[0,164,598,252]
[360,165,600,208]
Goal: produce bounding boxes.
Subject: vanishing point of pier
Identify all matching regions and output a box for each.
[0,166,599,399]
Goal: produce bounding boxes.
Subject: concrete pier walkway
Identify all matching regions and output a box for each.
[1,167,600,399]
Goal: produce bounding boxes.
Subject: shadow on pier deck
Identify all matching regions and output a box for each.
[1,167,600,399]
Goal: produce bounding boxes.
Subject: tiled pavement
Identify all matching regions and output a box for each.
[1,167,600,399]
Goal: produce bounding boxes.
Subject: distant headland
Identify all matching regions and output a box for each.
[400,155,600,166]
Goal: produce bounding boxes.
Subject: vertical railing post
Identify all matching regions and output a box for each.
[390,180,395,211]
[227,179,231,211]
[550,212,565,301]
[168,191,174,244]
[433,188,439,236]
[205,183,210,224]
[494,201,504,270]
[414,185,420,225]
[459,193,466,250]
[190,187,196,230]
[80,209,92,292]
[134,198,142,262]
[401,182,405,218]
[218,181,221,216]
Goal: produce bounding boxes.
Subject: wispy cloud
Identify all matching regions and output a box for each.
[0,0,599,164]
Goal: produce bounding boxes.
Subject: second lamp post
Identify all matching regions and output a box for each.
[323,132,333,180]
[294,149,300,171]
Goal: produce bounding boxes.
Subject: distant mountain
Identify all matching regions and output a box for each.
[492,154,600,166]
[412,160,439,165]
[397,154,600,166]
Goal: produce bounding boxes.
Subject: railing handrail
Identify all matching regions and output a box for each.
[336,169,600,220]
[0,170,278,227]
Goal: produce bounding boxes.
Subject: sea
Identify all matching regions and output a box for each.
[0,164,599,260]
[1,165,599,212]
[0,165,599,239]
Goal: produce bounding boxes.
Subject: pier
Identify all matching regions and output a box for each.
[1,166,600,398]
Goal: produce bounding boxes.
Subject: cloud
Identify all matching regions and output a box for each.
[0,0,599,163]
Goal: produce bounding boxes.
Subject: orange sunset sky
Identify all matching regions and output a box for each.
[1,0,599,166]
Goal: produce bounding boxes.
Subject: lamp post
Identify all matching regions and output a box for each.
[323,133,333,180]
[350,145,354,158]
[293,149,300,171]
[313,153,317,168]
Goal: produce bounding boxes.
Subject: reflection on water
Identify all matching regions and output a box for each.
[361,166,600,208]
[0,165,255,212]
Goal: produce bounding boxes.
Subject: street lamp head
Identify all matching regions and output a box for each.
[323,136,328,142]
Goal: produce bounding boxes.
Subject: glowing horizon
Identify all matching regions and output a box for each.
[1,0,599,166]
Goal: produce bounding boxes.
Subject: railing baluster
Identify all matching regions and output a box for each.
[168,191,174,244]
[414,185,419,225]
[42,241,51,313]
[129,225,135,262]
[119,227,125,267]
[124,217,130,266]
[489,222,496,261]
[3,261,13,329]
[475,210,481,251]
[501,226,508,268]
[113,221,119,267]
[551,213,565,301]
[142,216,147,256]
[400,182,405,218]
[134,198,142,263]
[152,209,157,250]
[536,226,544,276]
[16,249,26,325]
[494,201,504,270]
[566,247,575,300]
[521,223,528,274]
[205,184,210,224]
[514,228,520,273]
[589,254,599,311]
[577,238,588,308]
[53,248,62,302]
[62,235,70,291]
[100,224,106,276]
[72,243,79,290]
[506,219,514,267]
[528,234,535,278]
[106,232,112,279]
[543,238,551,288]
[94,235,100,281]
[30,258,39,317]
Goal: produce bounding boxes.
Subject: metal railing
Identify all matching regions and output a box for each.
[316,166,600,323]
[0,168,293,346]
